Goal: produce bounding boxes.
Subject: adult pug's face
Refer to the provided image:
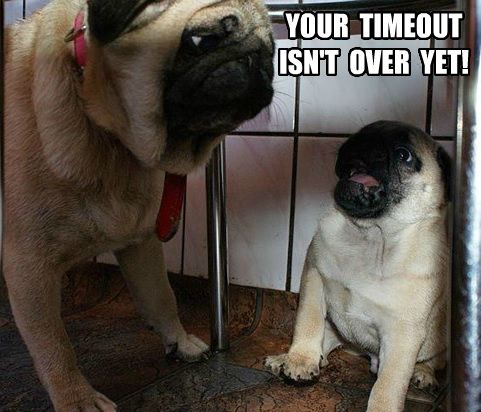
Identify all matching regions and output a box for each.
[333,121,450,220]
[84,0,274,173]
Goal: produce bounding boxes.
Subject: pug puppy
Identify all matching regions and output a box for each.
[4,0,273,410]
[265,121,450,412]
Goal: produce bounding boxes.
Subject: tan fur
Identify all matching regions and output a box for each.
[4,0,270,410]
[266,134,448,411]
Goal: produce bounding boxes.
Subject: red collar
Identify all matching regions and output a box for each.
[69,11,186,242]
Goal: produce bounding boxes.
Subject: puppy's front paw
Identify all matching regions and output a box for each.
[264,352,321,383]
[166,333,210,362]
[412,364,439,392]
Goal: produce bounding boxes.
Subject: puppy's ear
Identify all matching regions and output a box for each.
[87,0,168,44]
[436,146,452,201]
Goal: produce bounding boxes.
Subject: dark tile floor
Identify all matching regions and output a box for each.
[0,264,446,411]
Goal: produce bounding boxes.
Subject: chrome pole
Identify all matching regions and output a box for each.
[451,0,481,409]
[206,142,229,351]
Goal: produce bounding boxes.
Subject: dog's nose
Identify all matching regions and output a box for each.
[221,15,240,35]
[182,15,240,53]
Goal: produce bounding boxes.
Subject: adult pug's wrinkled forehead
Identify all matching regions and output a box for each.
[4,0,273,410]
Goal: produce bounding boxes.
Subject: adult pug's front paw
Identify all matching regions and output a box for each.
[264,352,321,383]
[56,390,117,412]
[166,333,210,362]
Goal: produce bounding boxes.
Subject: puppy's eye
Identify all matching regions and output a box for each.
[395,147,413,164]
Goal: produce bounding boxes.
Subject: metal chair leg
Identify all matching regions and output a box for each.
[206,142,229,352]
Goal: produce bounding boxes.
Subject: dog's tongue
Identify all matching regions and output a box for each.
[349,174,380,188]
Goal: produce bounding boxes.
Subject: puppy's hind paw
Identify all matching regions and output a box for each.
[412,364,439,392]
[264,352,321,384]
[166,333,210,362]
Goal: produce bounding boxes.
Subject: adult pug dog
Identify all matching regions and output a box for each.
[4,0,273,410]
[266,121,450,411]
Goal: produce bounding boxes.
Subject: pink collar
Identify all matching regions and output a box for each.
[67,11,186,242]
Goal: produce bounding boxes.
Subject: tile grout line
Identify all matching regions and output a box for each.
[425,37,435,135]
[285,4,303,293]
[231,131,455,141]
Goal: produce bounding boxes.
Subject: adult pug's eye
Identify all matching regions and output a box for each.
[395,147,413,164]
[189,34,223,52]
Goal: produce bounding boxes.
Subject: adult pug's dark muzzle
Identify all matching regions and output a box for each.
[166,42,273,115]
[164,13,274,143]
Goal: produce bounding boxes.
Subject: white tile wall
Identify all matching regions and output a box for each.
[298,37,430,134]
[26,0,50,16]
[4,0,49,26]
[225,136,292,289]
[431,38,459,137]
[184,136,293,290]
[5,0,23,25]
[441,141,455,158]
[291,137,342,292]
[432,75,457,137]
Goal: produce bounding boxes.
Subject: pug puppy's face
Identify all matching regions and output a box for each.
[83,0,274,173]
[334,121,451,221]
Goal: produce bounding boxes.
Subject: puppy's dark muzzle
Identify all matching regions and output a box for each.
[334,179,387,219]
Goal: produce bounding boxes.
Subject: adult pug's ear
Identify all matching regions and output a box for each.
[436,145,452,201]
[87,0,169,44]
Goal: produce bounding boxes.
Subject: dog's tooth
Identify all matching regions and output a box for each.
[192,36,202,46]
